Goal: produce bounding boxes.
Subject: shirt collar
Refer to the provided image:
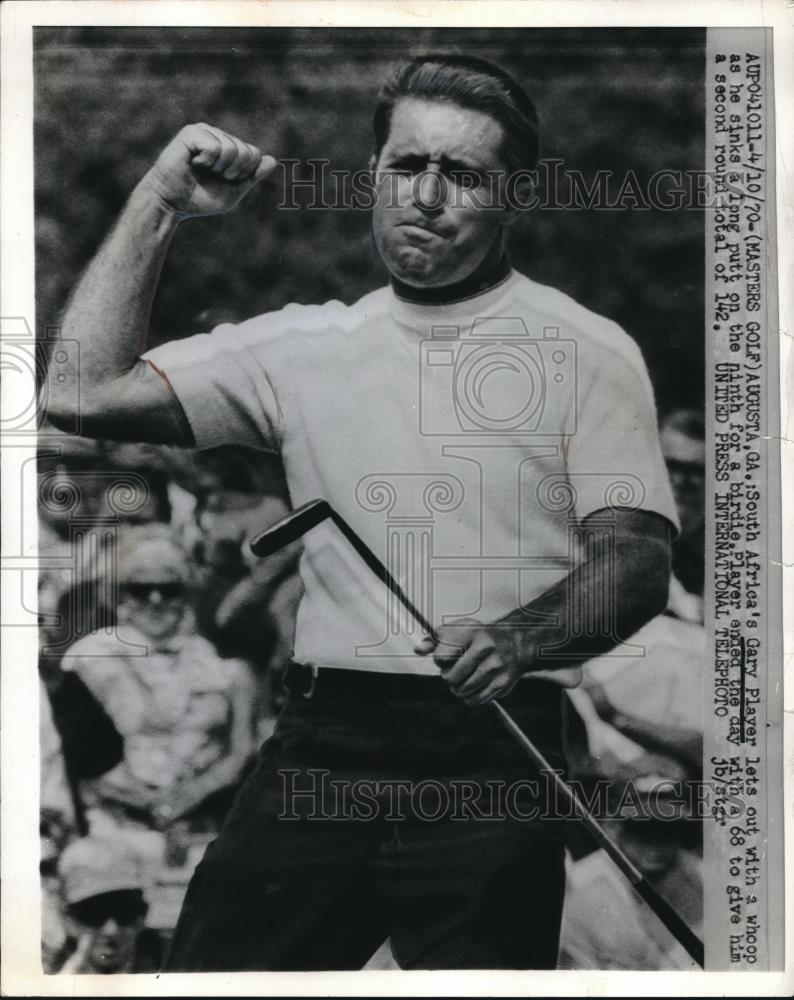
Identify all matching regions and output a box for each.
[390,252,513,306]
[389,267,519,334]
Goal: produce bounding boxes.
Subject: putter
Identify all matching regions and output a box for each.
[251,498,705,967]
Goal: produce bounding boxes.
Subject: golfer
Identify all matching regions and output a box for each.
[48,55,679,969]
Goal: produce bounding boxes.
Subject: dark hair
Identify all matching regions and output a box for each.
[373,54,540,173]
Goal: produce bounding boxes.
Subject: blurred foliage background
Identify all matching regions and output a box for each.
[34,26,705,412]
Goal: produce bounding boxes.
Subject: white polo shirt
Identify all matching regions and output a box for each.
[146,270,679,679]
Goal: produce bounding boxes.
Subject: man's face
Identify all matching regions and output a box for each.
[119,580,187,641]
[660,423,705,540]
[371,97,511,288]
[67,891,146,973]
[665,458,705,540]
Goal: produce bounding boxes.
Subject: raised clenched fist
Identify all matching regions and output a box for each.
[142,123,277,218]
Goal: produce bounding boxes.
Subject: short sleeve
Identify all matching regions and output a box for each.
[566,334,680,535]
[144,299,349,452]
[144,320,284,451]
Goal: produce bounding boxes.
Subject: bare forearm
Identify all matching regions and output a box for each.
[51,182,178,418]
[495,521,671,673]
[416,511,672,705]
[44,124,275,441]
[68,181,177,369]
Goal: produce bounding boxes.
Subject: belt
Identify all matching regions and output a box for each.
[282,661,447,701]
[281,660,563,709]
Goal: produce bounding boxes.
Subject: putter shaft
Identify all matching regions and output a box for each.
[251,500,705,967]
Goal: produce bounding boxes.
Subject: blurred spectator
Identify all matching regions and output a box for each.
[37,430,115,654]
[37,437,303,947]
[101,441,173,525]
[558,768,703,970]
[63,524,258,849]
[37,429,106,540]
[38,430,195,539]
[52,836,162,973]
[40,802,72,974]
[565,406,705,788]
[40,683,78,836]
[660,407,705,609]
[40,663,126,839]
[191,447,293,607]
[40,670,126,970]
[566,608,703,784]
[40,685,78,975]
[42,664,125,788]
[37,433,300,725]
[562,407,705,957]
[190,447,302,727]
[37,430,190,658]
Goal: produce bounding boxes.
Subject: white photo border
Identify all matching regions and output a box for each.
[2,2,791,996]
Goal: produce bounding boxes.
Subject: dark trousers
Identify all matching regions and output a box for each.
[166,673,567,971]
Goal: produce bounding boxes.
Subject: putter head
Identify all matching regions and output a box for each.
[249,499,331,557]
